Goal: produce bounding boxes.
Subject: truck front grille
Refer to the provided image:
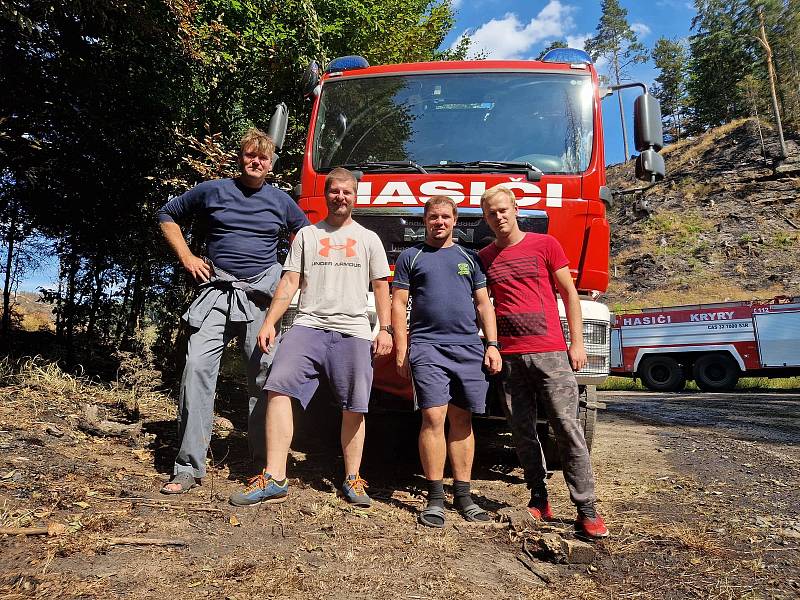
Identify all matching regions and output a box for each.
[279,307,298,334]
[562,318,610,376]
[352,207,548,263]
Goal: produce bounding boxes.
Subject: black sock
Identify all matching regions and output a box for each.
[529,485,548,507]
[453,480,473,511]
[454,480,490,521]
[427,479,445,509]
[578,503,597,519]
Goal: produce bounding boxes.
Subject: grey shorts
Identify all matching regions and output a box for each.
[409,342,489,413]
[265,325,373,413]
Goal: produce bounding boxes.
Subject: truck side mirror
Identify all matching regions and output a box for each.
[267,103,288,152]
[301,61,321,99]
[635,150,665,183]
[633,94,663,152]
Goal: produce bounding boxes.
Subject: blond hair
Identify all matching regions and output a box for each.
[424,195,458,219]
[480,184,517,208]
[238,127,275,158]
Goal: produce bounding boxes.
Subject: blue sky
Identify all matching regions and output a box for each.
[444,0,697,165]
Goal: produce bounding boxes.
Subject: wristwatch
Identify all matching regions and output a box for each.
[485,340,501,350]
[379,325,394,335]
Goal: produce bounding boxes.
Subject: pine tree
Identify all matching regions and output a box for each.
[584,0,648,161]
[651,38,688,142]
[687,0,752,130]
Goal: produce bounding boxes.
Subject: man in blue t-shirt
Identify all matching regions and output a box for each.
[157,127,309,494]
[391,195,502,528]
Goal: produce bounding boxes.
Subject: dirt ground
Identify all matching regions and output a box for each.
[1,376,798,599]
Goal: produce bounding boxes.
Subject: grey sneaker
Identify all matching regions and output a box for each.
[341,474,371,508]
[229,472,288,506]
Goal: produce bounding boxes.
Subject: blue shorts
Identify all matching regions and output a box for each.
[265,325,373,413]
[409,342,489,413]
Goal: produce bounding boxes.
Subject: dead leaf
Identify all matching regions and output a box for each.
[229,515,241,527]
[132,449,149,462]
[1,470,16,480]
[47,523,67,537]
[73,501,90,509]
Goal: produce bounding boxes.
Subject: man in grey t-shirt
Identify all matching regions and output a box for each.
[230,168,393,508]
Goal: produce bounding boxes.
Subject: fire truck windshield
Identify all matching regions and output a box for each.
[312,71,594,174]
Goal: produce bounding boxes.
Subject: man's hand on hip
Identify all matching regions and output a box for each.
[568,343,587,372]
[182,254,212,283]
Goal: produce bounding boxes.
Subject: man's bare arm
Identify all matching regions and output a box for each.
[257,271,300,353]
[553,266,587,371]
[474,287,502,375]
[160,221,211,282]
[391,287,410,377]
[371,278,393,356]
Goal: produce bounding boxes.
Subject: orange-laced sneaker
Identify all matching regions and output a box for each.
[229,471,288,506]
[341,474,371,508]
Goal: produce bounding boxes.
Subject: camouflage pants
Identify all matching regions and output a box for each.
[500,351,596,509]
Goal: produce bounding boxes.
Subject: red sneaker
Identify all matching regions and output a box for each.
[576,513,609,538]
[526,499,554,522]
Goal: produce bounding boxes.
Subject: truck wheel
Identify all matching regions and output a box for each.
[638,356,686,392]
[539,385,597,472]
[578,385,598,452]
[693,353,739,392]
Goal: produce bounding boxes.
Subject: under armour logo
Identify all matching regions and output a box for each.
[319,237,357,257]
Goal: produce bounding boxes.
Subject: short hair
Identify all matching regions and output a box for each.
[324,167,358,193]
[424,195,458,219]
[239,127,275,158]
[480,184,517,209]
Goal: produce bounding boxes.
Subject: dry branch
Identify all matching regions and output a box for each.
[106,537,187,547]
[0,527,49,536]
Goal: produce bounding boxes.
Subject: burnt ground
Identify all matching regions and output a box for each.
[0,376,799,599]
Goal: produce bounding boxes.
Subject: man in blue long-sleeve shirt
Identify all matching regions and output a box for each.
[158,128,309,494]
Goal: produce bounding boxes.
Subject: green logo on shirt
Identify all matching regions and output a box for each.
[457,262,470,276]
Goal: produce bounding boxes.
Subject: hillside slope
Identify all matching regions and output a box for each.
[604,119,800,310]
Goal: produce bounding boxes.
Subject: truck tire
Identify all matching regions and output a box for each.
[638,356,686,392]
[693,353,739,392]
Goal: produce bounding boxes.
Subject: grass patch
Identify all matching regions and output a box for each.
[600,375,800,392]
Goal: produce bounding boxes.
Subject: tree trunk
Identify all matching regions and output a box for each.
[64,248,79,364]
[614,56,630,161]
[85,261,105,342]
[115,269,134,344]
[1,200,18,337]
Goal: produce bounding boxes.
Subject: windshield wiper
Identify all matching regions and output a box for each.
[335,161,428,174]
[426,160,542,181]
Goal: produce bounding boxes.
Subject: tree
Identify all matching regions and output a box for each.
[585,0,648,161]
[650,37,688,142]
[686,0,752,130]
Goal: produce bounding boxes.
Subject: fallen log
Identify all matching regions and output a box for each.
[0,527,49,536]
[78,404,142,439]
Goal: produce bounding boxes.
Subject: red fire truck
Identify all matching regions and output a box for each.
[611,296,800,391]
[267,49,665,455]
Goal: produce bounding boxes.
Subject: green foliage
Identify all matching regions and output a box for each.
[0,0,465,366]
[686,0,800,134]
[651,38,689,142]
